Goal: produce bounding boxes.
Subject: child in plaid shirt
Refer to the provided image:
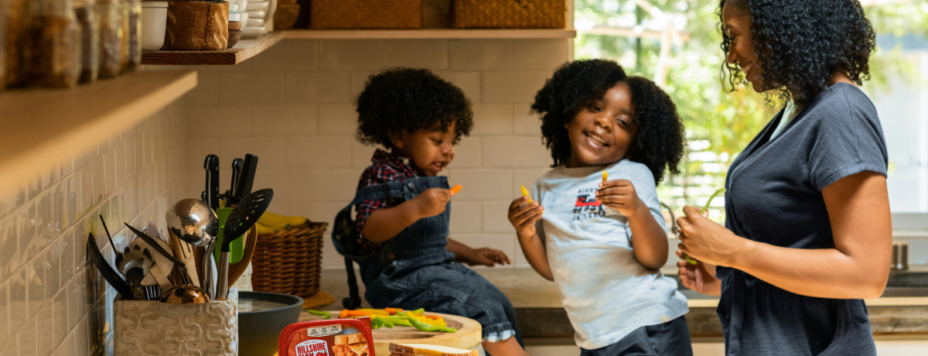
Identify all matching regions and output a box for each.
[332,68,528,356]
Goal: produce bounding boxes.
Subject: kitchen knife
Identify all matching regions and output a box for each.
[231,158,243,197]
[232,154,258,199]
[205,155,220,211]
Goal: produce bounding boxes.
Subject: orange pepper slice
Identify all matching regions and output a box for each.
[450,184,462,195]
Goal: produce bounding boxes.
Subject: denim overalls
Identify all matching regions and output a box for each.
[332,175,523,345]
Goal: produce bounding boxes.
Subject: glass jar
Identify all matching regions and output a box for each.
[74,0,98,84]
[5,0,29,88]
[1,0,7,92]
[95,0,121,79]
[123,0,138,72]
[26,0,81,88]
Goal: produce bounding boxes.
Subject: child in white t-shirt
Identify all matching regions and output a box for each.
[507,60,691,355]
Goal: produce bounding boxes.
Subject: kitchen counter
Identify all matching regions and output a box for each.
[319,267,928,339]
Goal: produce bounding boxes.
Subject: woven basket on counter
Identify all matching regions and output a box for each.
[251,221,328,298]
[310,0,422,29]
[451,0,566,29]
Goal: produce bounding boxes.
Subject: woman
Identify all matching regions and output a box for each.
[676,0,891,355]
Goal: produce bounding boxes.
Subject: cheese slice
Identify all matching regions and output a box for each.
[334,333,367,345]
[389,343,477,356]
[333,342,369,356]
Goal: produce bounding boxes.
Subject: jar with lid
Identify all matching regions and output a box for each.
[95,0,121,79]
[26,0,81,88]
[123,0,139,72]
[74,0,98,84]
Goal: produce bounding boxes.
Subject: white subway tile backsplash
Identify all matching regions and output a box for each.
[514,40,569,69]
[483,137,549,168]
[185,72,221,104]
[18,317,35,356]
[252,104,318,136]
[449,40,514,70]
[254,40,318,71]
[285,72,352,103]
[52,291,67,351]
[0,282,7,341]
[287,136,353,168]
[350,71,378,100]
[220,137,289,169]
[187,105,253,137]
[445,169,512,201]
[318,104,359,135]
[351,141,381,169]
[482,201,514,233]
[451,137,481,168]
[513,103,542,135]
[186,138,222,169]
[219,73,285,104]
[482,71,549,103]
[383,40,449,69]
[289,169,362,201]
[471,104,514,135]
[433,71,481,103]
[318,40,384,70]
[450,201,481,233]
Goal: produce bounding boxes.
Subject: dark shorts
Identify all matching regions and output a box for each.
[580,317,693,356]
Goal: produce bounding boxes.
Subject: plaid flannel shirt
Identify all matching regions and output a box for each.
[355,149,417,256]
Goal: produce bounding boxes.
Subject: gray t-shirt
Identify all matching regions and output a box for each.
[719,83,887,356]
[533,159,688,349]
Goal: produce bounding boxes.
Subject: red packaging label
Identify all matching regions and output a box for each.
[279,318,375,356]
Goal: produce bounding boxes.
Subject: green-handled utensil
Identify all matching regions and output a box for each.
[213,207,246,264]
[682,188,727,265]
[215,189,273,300]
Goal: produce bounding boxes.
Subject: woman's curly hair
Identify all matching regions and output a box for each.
[719,0,875,106]
[531,60,684,184]
[356,68,473,149]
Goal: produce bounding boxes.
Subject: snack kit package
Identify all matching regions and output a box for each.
[279,318,375,356]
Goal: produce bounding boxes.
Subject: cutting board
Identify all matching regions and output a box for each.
[298,312,482,355]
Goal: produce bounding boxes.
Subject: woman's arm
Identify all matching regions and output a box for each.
[597,179,669,269]
[678,171,892,299]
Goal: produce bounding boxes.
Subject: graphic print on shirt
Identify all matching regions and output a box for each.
[572,187,605,220]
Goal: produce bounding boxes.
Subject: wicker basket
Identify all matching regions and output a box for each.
[251,222,328,298]
[310,0,422,29]
[451,0,566,29]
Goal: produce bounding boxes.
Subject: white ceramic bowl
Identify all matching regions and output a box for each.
[141,1,169,51]
[229,12,241,21]
[246,1,269,11]
[247,10,266,19]
[242,26,265,39]
[247,18,264,27]
[229,4,239,12]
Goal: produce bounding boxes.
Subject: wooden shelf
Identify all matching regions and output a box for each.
[141,32,285,66]
[140,29,575,66]
[283,28,577,39]
[0,71,197,191]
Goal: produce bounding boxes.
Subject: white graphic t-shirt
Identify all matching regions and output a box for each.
[532,159,688,350]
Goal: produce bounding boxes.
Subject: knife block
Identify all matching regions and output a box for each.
[114,288,239,355]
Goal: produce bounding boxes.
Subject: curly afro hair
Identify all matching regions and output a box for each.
[719,0,875,106]
[532,59,684,184]
[356,68,473,149]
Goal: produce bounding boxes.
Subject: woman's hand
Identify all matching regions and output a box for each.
[508,197,544,239]
[676,251,721,296]
[412,188,452,219]
[464,248,512,267]
[676,206,750,267]
[596,179,644,217]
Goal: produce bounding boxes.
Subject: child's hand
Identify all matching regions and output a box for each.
[675,251,722,296]
[596,179,644,217]
[413,188,452,218]
[464,248,512,267]
[508,197,543,239]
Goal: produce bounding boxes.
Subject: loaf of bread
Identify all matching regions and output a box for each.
[389,343,478,356]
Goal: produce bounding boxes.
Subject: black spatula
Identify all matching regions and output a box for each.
[86,233,134,300]
[215,188,273,299]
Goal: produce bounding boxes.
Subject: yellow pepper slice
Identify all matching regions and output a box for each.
[603,170,608,182]
[520,185,533,203]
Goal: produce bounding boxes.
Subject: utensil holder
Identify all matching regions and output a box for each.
[114,288,239,355]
